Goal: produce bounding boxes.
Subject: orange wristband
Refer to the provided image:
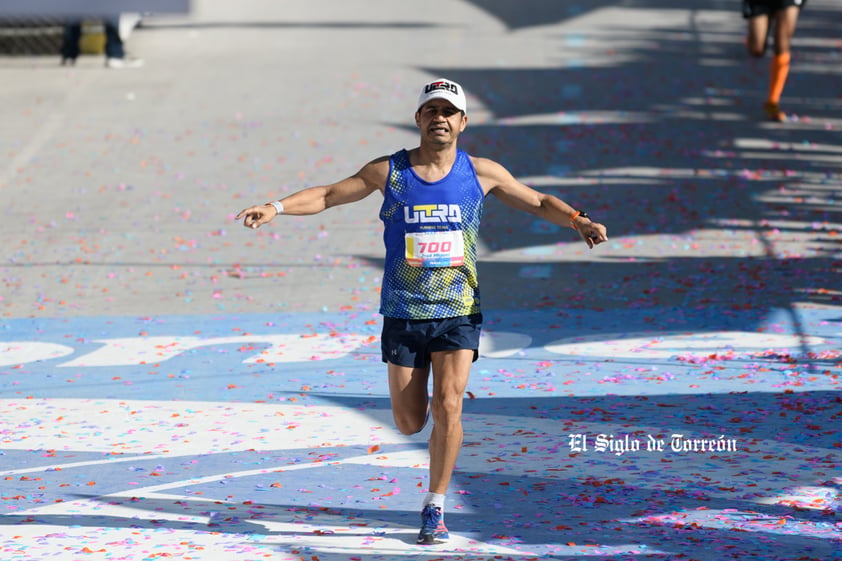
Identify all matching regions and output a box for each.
[569,210,581,230]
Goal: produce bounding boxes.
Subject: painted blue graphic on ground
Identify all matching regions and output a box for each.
[3,307,840,402]
[2,309,840,560]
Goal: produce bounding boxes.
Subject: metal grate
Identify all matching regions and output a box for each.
[0,18,66,55]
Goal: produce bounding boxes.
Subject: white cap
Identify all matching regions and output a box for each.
[416,78,467,114]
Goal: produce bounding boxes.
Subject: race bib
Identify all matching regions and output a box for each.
[405,230,464,267]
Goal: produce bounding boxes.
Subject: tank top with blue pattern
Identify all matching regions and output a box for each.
[379,148,484,319]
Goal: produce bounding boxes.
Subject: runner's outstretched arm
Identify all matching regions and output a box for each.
[235,156,388,229]
[473,156,608,248]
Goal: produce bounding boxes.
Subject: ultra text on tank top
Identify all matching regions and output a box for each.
[379,148,484,319]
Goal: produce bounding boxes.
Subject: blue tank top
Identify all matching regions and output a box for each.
[379,149,484,319]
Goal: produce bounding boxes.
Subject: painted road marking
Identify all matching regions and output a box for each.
[2,309,840,560]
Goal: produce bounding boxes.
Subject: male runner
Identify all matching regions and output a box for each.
[236,78,608,544]
[743,0,807,121]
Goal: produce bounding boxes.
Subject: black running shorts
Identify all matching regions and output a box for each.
[743,0,806,19]
[381,314,483,368]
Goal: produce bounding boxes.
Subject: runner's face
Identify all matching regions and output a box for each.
[416,99,467,144]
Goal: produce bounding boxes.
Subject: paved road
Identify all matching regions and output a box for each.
[1,1,841,560]
[2,0,840,318]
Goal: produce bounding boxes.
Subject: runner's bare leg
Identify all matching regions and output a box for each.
[387,349,473,494]
[427,349,473,494]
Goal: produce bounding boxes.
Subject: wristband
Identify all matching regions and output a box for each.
[267,200,284,215]
[570,210,588,229]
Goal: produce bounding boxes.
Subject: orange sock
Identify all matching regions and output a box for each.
[767,52,791,104]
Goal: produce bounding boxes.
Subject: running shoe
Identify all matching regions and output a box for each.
[416,504,449,545]
[106,57,144,69]
[764,101,786,122]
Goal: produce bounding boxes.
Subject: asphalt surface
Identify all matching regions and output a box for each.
[1,0,839,318]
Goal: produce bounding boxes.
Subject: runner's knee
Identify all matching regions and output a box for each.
[430,392,463,427]
[393,410,428,435]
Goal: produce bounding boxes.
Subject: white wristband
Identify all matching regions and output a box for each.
[267,200,284,215]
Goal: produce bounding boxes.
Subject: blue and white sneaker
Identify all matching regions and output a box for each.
[416,504,449,545]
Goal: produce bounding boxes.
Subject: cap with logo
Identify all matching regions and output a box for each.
[417,78,467,114]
